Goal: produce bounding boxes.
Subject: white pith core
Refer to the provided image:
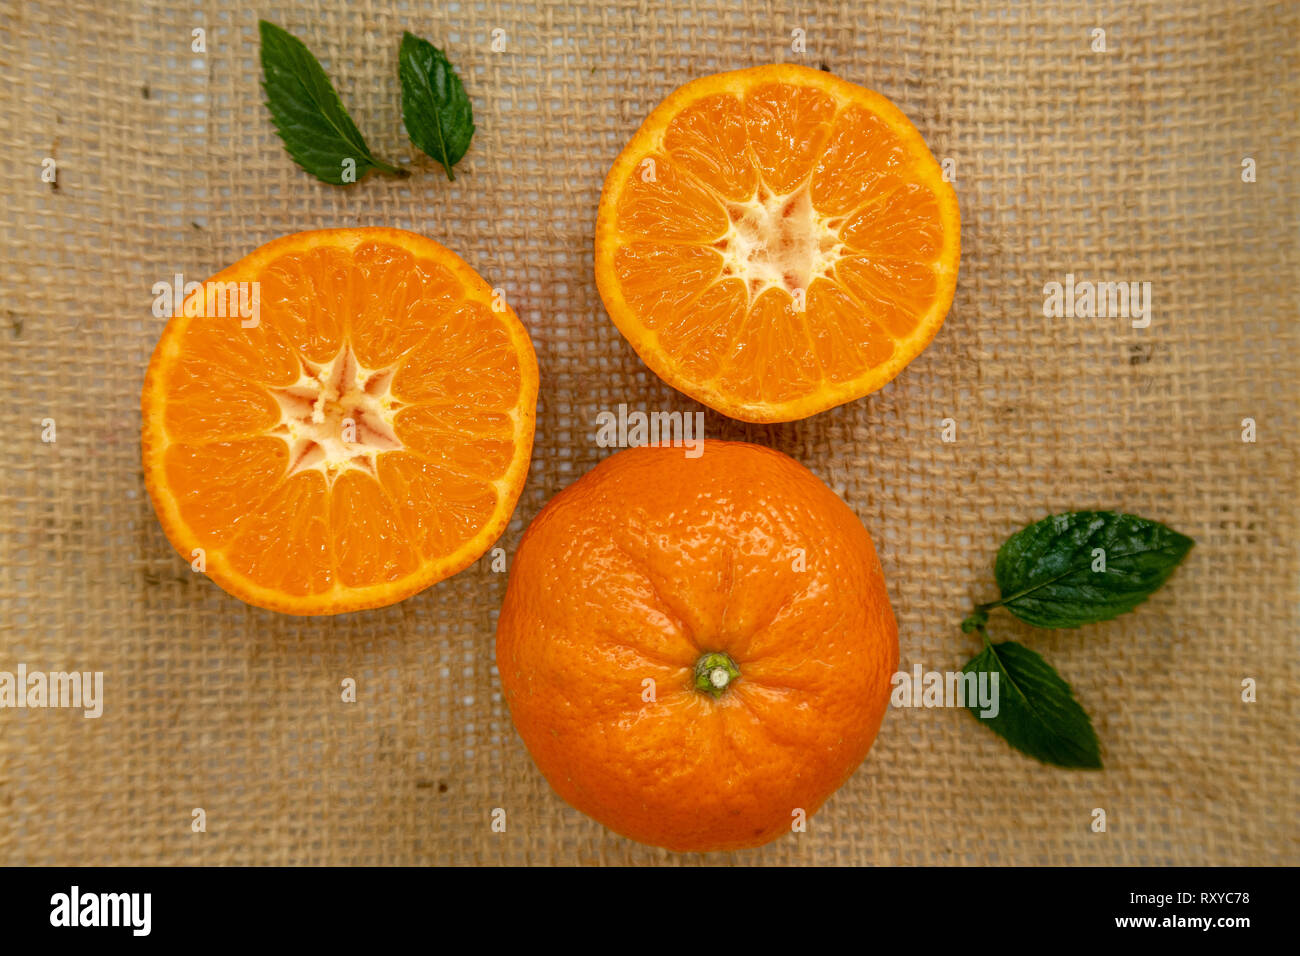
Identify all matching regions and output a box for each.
[268,345,405,483]
[714,180,846,303]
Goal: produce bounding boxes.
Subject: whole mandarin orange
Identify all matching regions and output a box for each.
[496,440,898,852]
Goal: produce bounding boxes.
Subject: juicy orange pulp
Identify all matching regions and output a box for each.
[142,228,537,615]
[596,64,960,423]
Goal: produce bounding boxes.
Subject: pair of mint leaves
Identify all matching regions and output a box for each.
[958,511,1194,769]
[259,21,474,184]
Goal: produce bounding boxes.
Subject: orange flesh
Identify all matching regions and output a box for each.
[597,66,960,422]
[143,229,537,614]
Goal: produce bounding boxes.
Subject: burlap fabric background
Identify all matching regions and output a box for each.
[1,0,1296,866]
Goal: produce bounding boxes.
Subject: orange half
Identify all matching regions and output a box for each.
[142,228,538,615]
[595,64,960,423]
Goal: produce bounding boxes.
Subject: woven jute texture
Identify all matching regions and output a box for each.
[1,0,1296,866]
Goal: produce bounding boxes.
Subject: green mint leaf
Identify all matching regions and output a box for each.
[988,511,1194,628]
[259,20,400,184]
[399,31,475,180]
[963,640,1102,769]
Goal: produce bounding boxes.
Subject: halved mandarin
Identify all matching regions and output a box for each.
[142,228,538,615]
[595,64,960,423]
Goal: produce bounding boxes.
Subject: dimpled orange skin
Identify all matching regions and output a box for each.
[495,441,898,852]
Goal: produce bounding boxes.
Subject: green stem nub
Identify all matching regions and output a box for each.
[693,652,741,698]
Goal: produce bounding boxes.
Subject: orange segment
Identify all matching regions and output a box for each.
[806,280,896,381]
[835,256,941,339]
[614,155,728,242]
[259,248,350,363]
[663,93,757,201]
[393,405,517,481]
[716,288,820,405]
[225,473,335,598]
[612,243,722,330]
[595,64,960,423]
[811,105,908,216]
[391,301,522,410]
[142,228,538,615]
[347,244,465,368]
[655,279,748,382]
[163,438,289,547]
[742,81,837,194]
[379,453,497,562]
[329,471,420,587]
[172,311,299,388]
[840,181,946,260]
[162,357,281,442]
